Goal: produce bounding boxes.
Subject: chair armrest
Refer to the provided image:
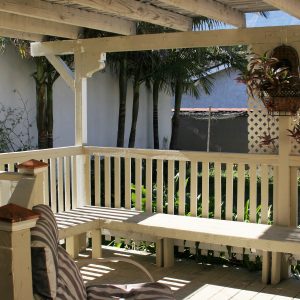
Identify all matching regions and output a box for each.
[97,257,154,282]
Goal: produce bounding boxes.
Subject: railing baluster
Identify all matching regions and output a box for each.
[214,162,222,219]
[156,159,164,213]
[94,155,100,206]
[225,163,233,220]
[71,156,77,209]
[202,161,209,218]
[7,163,14,172]
[135,158,142,211]
[43,159,49,206]
[146,158,152,212]
[104,157,111,207]
[237,163,245,221]
[85,155,91,206]
[125,157,131,209]
[64,156,71,211]
[179,161,186,216]
[249,163,257,223]
[114,157,120,208]
[190,160,198,217]
[50,158,57,213]
[261,164,269,224]
[57,157,64,212]
[167,160,174,214]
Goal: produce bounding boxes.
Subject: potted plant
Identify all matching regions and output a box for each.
[237,52,300,115]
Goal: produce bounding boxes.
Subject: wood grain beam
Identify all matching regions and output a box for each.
[70,0,192,31]
[263,0,300,19]
[0,28,44,41]
[0,12,79,39]
[0,0,136,35]
[159,0,246,28]
[31,25,300,57]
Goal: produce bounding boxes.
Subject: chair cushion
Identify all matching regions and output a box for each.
[86,282,175,300]
[31,217,58,300]
[32,204,59,242]
[56,245,87,300]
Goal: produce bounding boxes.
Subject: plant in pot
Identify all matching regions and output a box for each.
[237,51,300,116]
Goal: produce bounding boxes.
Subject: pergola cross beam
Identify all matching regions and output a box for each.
[31,25,300,57]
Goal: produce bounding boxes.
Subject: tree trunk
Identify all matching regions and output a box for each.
[128,78,140,148]
[117,56,128,147]
[35,58,48,149]
[169,80,183,150]
[153,79,160,149]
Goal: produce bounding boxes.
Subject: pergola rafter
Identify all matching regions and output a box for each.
[0,11,80,39]
[263,0,300,19]
[158,0,246,28]
[0,0,136,36]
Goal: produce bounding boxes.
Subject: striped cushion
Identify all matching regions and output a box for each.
[56,245,87,300]
[86,282,175,300]
[32,204,59,242]
[31,218,58,299]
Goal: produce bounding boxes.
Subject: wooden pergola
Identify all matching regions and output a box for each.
[1,1,300,299]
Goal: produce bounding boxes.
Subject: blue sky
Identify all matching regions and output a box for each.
[246,11,300,27]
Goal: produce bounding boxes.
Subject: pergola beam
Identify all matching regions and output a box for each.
[0,12,80,39]
[0,0,136,36]
[0,28,44,41]
[263,0,300,19]
[158,0,246,28]
[31,25,300,57]
[70,0,192,31]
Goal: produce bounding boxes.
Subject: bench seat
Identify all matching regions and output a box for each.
[55,206,300,285]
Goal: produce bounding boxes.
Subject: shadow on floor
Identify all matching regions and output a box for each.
[76,246,300,300]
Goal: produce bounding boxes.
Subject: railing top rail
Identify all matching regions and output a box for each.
[0,146,83,164]
[84,146,279,166]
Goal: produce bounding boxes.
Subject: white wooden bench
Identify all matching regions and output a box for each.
[55,206,300,285]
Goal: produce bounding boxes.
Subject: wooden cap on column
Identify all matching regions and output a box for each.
[17,159,48,175]
[0,203,39,231]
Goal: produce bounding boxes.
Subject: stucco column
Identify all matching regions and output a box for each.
[0,203,39,300]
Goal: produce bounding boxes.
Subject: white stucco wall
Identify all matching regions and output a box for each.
[0,46,172,150]
[0,45,37,150]
[180,69,247,108]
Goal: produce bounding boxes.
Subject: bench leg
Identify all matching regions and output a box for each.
[156,239,163,267]
[262,251,271,284]
[271,252,281,285]
[66,233,87,258]
[91,229,102,259]
[66,236,80,258]
[163,238,174,268]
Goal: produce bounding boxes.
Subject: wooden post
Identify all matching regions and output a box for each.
[0,203,39,300]
[9,160,48,209]
[273,116,292,283]
[66,50,106,257]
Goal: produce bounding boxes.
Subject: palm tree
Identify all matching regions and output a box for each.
[167,46,248,150]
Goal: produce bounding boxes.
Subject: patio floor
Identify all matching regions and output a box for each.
[76,246,300,300]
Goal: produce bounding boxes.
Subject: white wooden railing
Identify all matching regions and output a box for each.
[0,145,299,258]
[84,147,279,224]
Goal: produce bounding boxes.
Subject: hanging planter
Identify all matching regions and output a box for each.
[262,86,300,116]
[237,46,300,116]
